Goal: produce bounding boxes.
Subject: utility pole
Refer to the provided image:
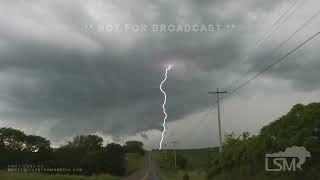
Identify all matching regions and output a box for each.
[164,143,167,160]
[171,141,177,168]
[208,88,227,152]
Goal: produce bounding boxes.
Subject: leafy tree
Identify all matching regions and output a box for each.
[66,135,103,152]
[0,129,134,176]
[0,127,26,151]
[124,141,144,155]
[25,135,51,152]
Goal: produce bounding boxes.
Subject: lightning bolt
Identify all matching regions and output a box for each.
[159,65,172,150]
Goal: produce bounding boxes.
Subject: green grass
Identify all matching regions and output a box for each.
[124,152,145,175]
[154,148,217,180]
[173,148,217,171]
[0,171,120,180]
[0,153,146,180]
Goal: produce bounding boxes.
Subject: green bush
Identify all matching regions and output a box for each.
[208,102,320,179]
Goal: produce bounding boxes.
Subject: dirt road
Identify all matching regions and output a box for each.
[124,152,162,180]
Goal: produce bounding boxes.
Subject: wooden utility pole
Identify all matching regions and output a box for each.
[164,143,167,160]
[208,88,227,152]
[171,141,177,168]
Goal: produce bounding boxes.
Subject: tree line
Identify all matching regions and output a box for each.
[0,127,144,176]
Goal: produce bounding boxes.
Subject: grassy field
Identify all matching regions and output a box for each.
[124,152,145,175]
[0,171,120,180]
[0,152,145,180]
[172,148,218,171]
[154,148,218,180]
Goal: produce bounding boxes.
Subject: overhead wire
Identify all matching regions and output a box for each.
[225,0,307,91]
[220,31,320,103]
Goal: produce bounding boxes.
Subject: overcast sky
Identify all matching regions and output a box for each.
[0,0,320,149]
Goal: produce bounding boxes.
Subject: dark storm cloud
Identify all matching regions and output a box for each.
[0,0,319,142]
[0,39,218,137]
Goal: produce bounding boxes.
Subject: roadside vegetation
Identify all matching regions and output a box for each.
[154,148,216,180]
[0,171,120,180]
[1,102,320,180]
[208,102,320,180]
[0,127,145,179]
[155,102,320,180]
[124,152,145,175]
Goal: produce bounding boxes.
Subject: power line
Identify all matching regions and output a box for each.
[275,8,320,54]
[197,1,315,149]
[260,0,307,46]
[252,0,302,47]
[225,5,319,92]
[225,0,306,91]
[199,0,314,125]
[199,104,216,122]
[249,0,304,55]
[220,31,320,103]
[272,0,299,26]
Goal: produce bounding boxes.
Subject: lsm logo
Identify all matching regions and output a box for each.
[265,146,311,172]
